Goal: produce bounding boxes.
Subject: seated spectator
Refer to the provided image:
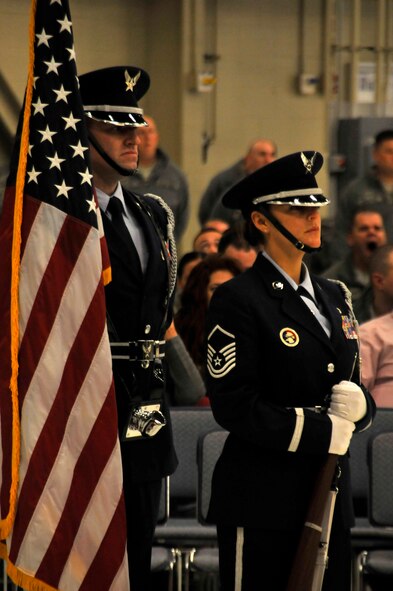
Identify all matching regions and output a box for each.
[122,114,189,240]
[218,221,259,271]
[203,218,230,234]
[354,244,393,324]
[359,312,393,407]
[322,207,387,302]
[164,321,206,406]
[174,251,205,312]
[174,254,241,382]
[331,129,393,260]
[193,226,222,254]
[198,138,277,226]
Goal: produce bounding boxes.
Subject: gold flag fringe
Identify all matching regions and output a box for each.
[0,0,36,540]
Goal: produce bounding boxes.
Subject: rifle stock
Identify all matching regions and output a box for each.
[286,454,338,591]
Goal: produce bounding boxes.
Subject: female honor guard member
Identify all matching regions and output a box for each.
[79,67,177,591]
[205,152,375,591]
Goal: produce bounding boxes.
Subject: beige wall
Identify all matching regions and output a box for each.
[0,0,390,250]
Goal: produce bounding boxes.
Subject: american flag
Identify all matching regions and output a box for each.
[0,1,129,589]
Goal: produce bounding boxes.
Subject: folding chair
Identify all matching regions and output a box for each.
[151,476,181,591]
[351,431,393,591]
[349,408,393,591]
[184,429,229,591]
[154,407,223,589]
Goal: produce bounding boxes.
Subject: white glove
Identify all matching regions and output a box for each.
[328,414,355,455]
[329,380,367,422]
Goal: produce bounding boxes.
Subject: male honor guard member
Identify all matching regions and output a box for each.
[79,66,177,591]
[205,152,375,591]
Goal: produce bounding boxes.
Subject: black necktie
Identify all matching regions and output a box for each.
[107,196,137,256]
[297,285,318,307]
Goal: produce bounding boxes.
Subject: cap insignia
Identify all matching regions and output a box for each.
[124,69,141,92]
[301,151,316,174]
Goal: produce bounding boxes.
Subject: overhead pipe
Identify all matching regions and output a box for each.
[375,0,387,112]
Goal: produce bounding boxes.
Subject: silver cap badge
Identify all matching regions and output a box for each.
[301,151,316,174]
[125,69,141,92]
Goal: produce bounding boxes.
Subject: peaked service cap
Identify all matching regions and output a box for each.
[222,151,330,211]
[79,66,150,127]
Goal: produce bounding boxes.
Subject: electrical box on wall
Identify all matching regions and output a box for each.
[298,73,320,95]
[188,71,216,93]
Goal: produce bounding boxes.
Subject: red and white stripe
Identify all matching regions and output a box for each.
[1,193,129,590]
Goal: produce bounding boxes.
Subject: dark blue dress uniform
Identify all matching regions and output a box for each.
[79,66,178,591]
[102,188,177,589]
[205,151,375,591]
[206,254,375,590]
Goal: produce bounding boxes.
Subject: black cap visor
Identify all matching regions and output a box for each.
[264,193,330,207]
[85,109,147,127]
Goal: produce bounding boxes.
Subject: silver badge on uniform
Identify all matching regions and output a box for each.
[272,281,284,290]
[207,325,236,378]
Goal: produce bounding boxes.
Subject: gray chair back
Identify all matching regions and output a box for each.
[197,430,229,525]
[368,431,393,526]
[349,408,393,513]
[170,407,222,500]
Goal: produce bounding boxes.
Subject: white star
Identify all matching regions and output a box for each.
[213,356,222,367]
[47,151,65,170]
[57,15,72,33]
[78,168,93,186]
[53,84,71,103]
[44,56,62,74]
[36,28,53,47]
[33,76,39,88]
[62,112,81,130]
[32,97,49,116]
[50,0,62,4]
[55,180,72,198]
[70,140,88,158]
[27,166,41,184]
[28,144,34,156]
[37,125,57,143]
[86,197,98,214]
[66,45,76,61]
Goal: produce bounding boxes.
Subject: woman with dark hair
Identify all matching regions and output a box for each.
[174,254,241,379]
[205,152,375,591]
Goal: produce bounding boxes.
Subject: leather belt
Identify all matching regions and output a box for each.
[110,340,165,368]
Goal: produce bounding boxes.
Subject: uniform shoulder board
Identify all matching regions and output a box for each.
[144,192,177,299]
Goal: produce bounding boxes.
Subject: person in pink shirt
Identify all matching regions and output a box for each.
[359,312,393,407]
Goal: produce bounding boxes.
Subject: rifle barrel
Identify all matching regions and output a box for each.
[286,454,338,591]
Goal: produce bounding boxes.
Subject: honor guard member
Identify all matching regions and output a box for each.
[79,66,178,591]
[205,152,375,591]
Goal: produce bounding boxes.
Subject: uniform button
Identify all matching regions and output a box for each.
[145,324,151,334]
[327,363,335,373]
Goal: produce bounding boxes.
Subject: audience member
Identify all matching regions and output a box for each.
[322,207,387,302]
[177,251,205,291]
[193,226,222,254]
[164,321,206,406]
[203,218,230,234]
[198,138,277,225]
[174,251,205,312]
[332,129,393,258]
[359,312,393,407]
[174,254,241,380]
[354,244,393,324]
[218,221,259,271]
[122,114,190,240]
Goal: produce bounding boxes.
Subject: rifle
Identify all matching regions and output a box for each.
[286,453,338,591]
